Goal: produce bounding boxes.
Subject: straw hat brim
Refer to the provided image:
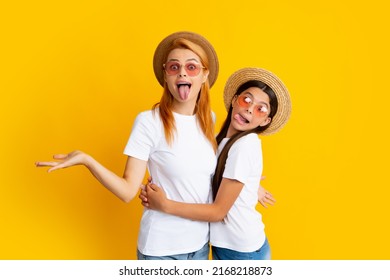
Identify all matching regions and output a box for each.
[223,67,292,135]
[153,31,219,88]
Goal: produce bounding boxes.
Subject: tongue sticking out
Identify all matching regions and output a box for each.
[234,113,248,125]
[178,85,190,100]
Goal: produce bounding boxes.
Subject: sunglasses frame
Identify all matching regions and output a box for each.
[163,61,205,77]
[236,94,269,117]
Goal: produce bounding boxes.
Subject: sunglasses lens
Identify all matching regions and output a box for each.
[165,62,180,75]
[236,95,268,117]
[184,63,201,76]
[237,95,250,108]
[254,105,268,117]
[164,62,202,76]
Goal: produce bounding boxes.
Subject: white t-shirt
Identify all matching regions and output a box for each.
[124,109,216,256]
[210,133,265,252]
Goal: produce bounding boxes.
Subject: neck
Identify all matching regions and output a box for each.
[171,100,197,116]
[226,125,238,138]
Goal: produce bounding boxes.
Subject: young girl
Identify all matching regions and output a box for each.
[35,31,219,260]
[143,67,292,260]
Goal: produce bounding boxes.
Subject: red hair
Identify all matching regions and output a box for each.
[153,38,217,152]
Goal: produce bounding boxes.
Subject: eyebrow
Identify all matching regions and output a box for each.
[167,58,200,63]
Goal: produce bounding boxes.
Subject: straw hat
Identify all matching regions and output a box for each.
[153,31,219,88]
[223,67,292,135]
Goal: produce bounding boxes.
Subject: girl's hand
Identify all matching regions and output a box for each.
[139,176,153,207]
[35,150,89,173]
[139,184,149,207]
[145,183,168,211]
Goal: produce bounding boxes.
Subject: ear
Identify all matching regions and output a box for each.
[202,69,209,84]
[259,117,271,127]
[231,95,237,107]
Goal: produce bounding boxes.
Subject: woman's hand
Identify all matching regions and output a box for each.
[258,185,276,208]
[35,150,90,172]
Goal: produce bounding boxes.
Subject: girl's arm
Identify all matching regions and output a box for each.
[144,178,244,222]
[36,150,147,203]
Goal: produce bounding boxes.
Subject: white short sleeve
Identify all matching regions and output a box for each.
[124,111,159,161]
[223,134,262,184]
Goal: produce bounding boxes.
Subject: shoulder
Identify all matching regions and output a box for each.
[136,109,155,120]
[235,133,261,147]
[229,133,262,157]
[131,109,162,135]
[225,133,263,172]
[135,109,161,124]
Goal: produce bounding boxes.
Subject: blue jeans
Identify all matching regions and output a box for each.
[137,243,210,260]
[212,238,271,260]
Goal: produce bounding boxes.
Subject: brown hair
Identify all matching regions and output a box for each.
[153,38,217,152]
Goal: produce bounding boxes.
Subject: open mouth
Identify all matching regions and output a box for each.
[234,113,250,124]
[177,82,192,100]
[177,82,191,89]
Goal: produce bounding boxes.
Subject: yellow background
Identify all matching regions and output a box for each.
[1,0,389,259]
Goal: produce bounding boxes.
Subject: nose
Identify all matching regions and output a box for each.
[246,105,254,114]
[178,65,187,77]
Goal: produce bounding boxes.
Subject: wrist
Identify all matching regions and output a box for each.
[83,153,94,168]
[163,199,174,214]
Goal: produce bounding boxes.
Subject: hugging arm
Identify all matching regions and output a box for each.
[143,178,244,222]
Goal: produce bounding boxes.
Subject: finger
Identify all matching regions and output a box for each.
[265,192,274,198]
[35,161,58,167]
[266,199,276,205]
[147,176,152,183]
[264,196,275,205]
[148,183,158,192]
[146,184,153,193]
[265,199,275,206]
[140,191,148,199]
[261,175,266,181]
[259,200,268,208]
[47,163,66,173]
[268,197,276,203]
[266,195,276,203]
[53,154,68,160]
[142,202,150,208]
[139,191,148,199]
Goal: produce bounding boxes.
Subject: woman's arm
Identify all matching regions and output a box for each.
[36,150,147,203]
[144,178,244,222]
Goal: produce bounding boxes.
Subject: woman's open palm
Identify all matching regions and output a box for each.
[35,150,88,173]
